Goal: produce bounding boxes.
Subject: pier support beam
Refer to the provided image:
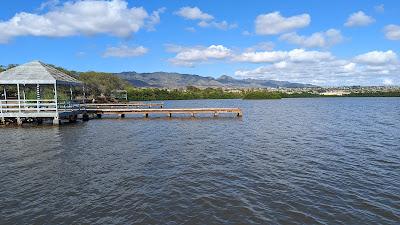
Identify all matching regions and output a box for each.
[169,113,172,118]
[145,113,149,118]
[17,117,23,126]
[96,114,102,119]
[120,114,125,118]
[53,117,60,125]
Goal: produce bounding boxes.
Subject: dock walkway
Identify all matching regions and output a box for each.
[88,107,243,118]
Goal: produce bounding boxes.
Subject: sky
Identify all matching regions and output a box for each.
[0,0,399,86]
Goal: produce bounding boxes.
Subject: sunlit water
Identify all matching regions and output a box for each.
[1,98,399,224]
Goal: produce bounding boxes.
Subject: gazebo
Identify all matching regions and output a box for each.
[0,61,84,125]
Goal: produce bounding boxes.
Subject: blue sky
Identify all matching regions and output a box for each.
[0,0,399,86]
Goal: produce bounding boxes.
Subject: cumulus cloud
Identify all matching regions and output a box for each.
[353,50,398,65]
[235,50,400,86]
[384,25,400,40]
[234,49,333,63]
[38,0,60,11]
[0,0,156,43]
[279,29,344,48]
[175,6,236,31]
[103,45,148,58]
[146,7,166,31]
[198,20,237,30]
[174,6,214,20]
[245,42,275,52]
[344,11,375,27]
[255,11,310,35]
[167,45,232,67]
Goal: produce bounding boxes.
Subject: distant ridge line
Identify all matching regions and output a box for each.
[114,71,315,88]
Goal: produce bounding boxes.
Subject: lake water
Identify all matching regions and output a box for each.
[1,98,399,224]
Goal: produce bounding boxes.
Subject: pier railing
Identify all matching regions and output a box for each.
[0,99,85,115]
[0,99,57,113]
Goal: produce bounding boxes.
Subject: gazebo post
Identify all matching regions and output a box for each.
[0,85,4,124]
[70,85,73,102]
[53,83,59,125]
[16,83,22,125]
[22,84,26,109]
[3,85,7,102]
[36,84,40,112]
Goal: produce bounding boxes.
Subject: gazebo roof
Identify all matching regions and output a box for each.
[0,61,82,85]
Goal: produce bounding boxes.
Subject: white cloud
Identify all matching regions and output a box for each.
[38,0,60,11]
[0,0,153,43]
[344,11,375,27]
[279,29,343,48]
[235,57,400,86]
[255,11,310,35]
[146,7,166,31]
[174,6,213,20]
[175,6,236,31]
[245,42,275,52]
[168,45,232,67]
[103,45,148,58]
[384,25,400,40]
[234,49,333,63]
[234,51,288,63]
[198,20,237,30]
[375,4,385,13]
[383,78,393,85]
[353,50,398,65]
[343,62,356,72]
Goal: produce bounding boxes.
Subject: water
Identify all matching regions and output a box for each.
[1,98,399,224]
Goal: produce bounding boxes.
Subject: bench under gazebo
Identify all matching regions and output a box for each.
[0,61,85,125]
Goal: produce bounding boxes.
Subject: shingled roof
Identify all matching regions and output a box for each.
[0,61,82,85]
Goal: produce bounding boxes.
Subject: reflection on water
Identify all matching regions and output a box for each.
[1,98,400,224]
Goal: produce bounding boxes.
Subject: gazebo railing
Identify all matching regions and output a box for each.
[0,99,57,114]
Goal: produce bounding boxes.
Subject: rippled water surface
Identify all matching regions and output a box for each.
[1,98,400,224]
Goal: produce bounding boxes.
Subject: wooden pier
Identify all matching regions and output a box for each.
[84,102,164,109]
[87,107,243,118]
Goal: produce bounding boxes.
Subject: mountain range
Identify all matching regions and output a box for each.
[114,72,314,89]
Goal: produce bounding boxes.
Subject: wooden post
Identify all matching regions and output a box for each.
[70,86,73,101]
[17,84,21,114]
[36,84,40,112]
[21,84,26,110]
[169,113,172,117]
[17,117,23,126]
[54,83,58,115]
[145,113,149,118]
[120,114,125,118]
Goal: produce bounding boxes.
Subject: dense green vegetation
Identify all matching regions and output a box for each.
[125,86,242,101]
[79,72,130,97]
[242,90,282,99]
